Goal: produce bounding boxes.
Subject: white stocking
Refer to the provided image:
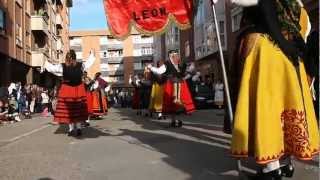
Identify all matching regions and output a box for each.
[263,160,280,173]
[68,123,74,132]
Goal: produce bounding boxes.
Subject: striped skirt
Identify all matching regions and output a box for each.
[92,90,107,116]
[54,83,88,124]
[162,80,195,114]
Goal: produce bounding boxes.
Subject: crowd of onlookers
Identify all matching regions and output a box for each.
[0,82,58,125]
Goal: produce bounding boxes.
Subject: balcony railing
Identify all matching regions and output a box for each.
[32,46,50,57]
[107,57,123,63]
[31,16,49,32]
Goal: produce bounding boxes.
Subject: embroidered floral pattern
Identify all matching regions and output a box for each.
[281,109,312,157]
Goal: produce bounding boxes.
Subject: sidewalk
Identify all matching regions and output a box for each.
[0,114,52,147]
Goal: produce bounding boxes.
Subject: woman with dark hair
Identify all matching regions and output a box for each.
[43,49,96,136]
[230,0,319,179]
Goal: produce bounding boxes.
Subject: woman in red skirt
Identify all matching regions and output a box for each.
[91,72,108,117]
[43,50,96,136]
[82,71,95,127]
[148,50,195,127]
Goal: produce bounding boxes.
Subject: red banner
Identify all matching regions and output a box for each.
[103,0,192,39]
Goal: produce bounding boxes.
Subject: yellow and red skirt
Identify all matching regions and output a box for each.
[231,35,319,164]
[149,82,164,113]
[92,90,107,116]
[162,80,195,114]
[54,83,88,124]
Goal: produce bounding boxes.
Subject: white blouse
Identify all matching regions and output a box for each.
[44,52,96,77]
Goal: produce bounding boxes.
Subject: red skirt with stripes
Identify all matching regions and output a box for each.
[86,91,93,115]
[162,80,195,114]
[92,90,107,116]
[54,83,88,124]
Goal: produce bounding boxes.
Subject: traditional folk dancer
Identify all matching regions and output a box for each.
[130,74,142,115]
[148,50,195,127]
[82,71,95,127]
[43,50,96,136]
[92,72,108,118]
[140,67,153,116]
[149,61,166,120]
[230,0,319,179]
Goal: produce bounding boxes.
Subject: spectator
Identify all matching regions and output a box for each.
[41,89,50,116]
[0,98,9,124]
[8,95,21,122]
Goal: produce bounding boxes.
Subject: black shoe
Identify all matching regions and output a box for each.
[76,129,82,136]
[281,163,294,177]
[256,169,282,180]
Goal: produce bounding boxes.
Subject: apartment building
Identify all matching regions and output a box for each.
[0,0,72,87]
[154,0,226,82]
[69,30,154,88]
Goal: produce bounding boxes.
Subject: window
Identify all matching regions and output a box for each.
[134,62,142,70]
[0,9,5,30]
[15,23,22,46]
[141,47,152,55]
[108,64,123,71]
[174,27,179,42]
[185,41,190,57]
[25,31,31,51]
[110,75,124,82]
[107,49,123,57]
[232,12,242,32]
[219,21,224,33]
[220,34,225,47]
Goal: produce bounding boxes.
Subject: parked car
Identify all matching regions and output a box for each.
[193,84,214,109]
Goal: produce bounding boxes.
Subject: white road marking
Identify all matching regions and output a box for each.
[2,124,51,146]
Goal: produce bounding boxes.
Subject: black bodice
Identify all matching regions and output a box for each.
[62,63,83,86]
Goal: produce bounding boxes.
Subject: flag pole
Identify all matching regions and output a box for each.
[211,0,255,174]
[210,1,233,125]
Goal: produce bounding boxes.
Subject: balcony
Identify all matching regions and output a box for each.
[100,44,123,50]
[31,16,49,33]
[56,14,63,28]
[107,57,123,64]
[31,50,49,67]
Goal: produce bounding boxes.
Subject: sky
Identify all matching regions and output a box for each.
[70,0,108,31]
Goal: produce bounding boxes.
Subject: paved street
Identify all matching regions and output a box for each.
[0,108,318,180]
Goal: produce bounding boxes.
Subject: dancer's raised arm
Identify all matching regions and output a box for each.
[147,64,166,75]
[83,50,96,71]
[43,60,63,77]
